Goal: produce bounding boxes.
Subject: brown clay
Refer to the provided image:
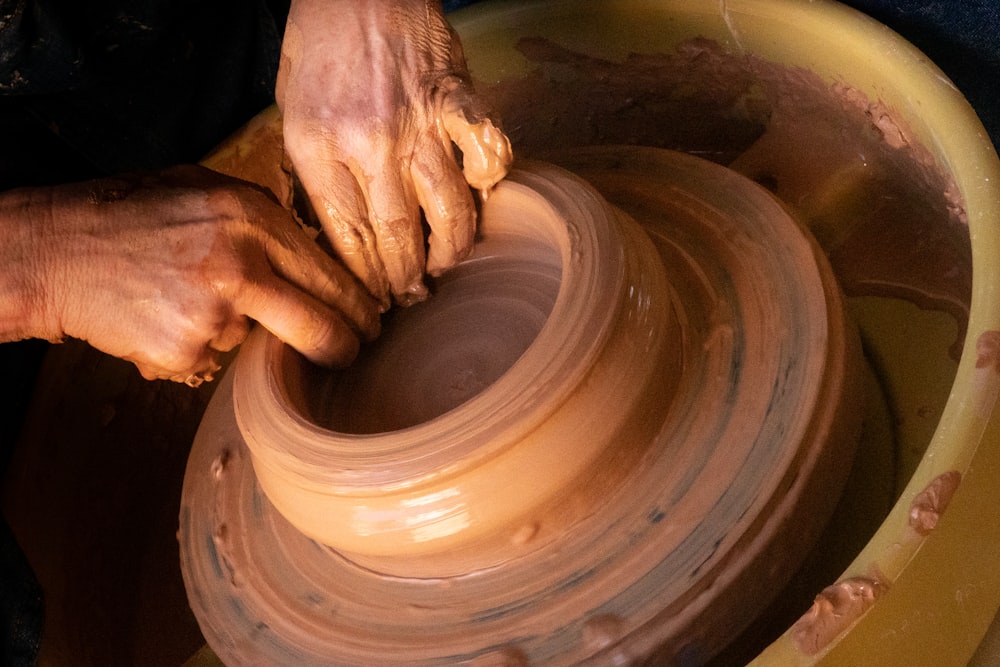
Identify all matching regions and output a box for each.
[179,148,864,664]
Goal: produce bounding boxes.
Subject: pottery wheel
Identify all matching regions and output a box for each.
[179,146,863,665]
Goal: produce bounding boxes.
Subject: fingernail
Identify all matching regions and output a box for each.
[311,333,361,369]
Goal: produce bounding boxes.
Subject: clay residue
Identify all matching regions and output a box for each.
[790,574,885,656]
[201,108,295,212]
[86,178,134,204]
[303,249,560,433]
[439,80,514,195]
[972,330,1000,418]
[908,470,962,536]
[976,330,1000,371]
[486,37,766,164]
[478,37,972,357]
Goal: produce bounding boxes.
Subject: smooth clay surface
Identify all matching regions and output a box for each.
[179,148,864,665]
[229,159,676,564]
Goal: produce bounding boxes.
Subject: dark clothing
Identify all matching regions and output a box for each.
[0,0,289,187]
[0,509,42,666]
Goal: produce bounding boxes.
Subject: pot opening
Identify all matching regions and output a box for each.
[285,234,563,434]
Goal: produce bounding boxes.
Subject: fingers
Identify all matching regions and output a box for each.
[243,212,374,366]
[131,280,359,386]
[295,159,391,308]
[234,274,360,369]
[411,136,477,276]
[298,143,468,301]
[305,130,494,295]
[159,283,359,382]
[262,216,382,341]
[364,156,429,305]
[296,145,431,305]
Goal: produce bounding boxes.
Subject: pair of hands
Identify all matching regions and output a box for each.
[0,0,512,385]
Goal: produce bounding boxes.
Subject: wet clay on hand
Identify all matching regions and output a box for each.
[0,165,379,385]
[276,0,513,307]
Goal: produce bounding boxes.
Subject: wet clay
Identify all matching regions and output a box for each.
[304,244,560,433]
[790,574,885,656]
[480,37,971,356]
[179,149,865,664]
[175,32,976,665]
[0,17,977,665]
[230,161,677,562]
[908,470,962,536]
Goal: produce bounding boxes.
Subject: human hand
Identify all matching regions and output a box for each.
[276,0,513,307]
[0,165,380,385]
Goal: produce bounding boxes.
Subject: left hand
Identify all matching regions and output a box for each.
[1,165,381,385]
[276,0,513,307]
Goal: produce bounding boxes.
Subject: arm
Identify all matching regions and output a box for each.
[276,0,512,307]
[0,165,380,385]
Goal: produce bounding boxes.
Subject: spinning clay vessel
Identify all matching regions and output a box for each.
[180,0,1000,664]
[181,150,862,664]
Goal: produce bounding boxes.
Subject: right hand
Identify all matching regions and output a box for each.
[276,0,513,307]
[1,165,380,385]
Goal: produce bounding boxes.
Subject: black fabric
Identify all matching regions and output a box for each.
[0,513,43,667]
[0,340,45,667]
[0,0,287,184]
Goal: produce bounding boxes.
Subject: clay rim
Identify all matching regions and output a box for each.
[233,164,633,493]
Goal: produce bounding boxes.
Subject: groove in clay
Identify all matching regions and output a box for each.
[179,147,864,664]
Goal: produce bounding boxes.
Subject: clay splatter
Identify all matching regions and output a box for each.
[909,470,962,536]
[790,575,884,656]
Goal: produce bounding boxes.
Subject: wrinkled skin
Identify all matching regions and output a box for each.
[277,0,513,307]
[0,165,380,385]
[0,1,511,386]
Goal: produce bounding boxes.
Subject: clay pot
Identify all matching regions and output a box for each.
[231,161,675,567]
[180,148,863,663]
